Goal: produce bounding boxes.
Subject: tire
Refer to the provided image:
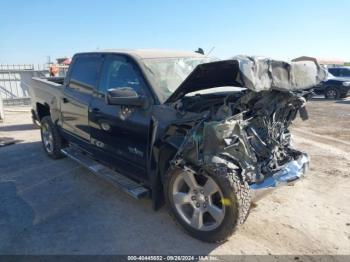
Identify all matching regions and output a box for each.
[325,87,340,99]
[40,116,65,159]
[164,166,251,243]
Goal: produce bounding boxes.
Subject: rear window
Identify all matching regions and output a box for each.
[70,55,101,87]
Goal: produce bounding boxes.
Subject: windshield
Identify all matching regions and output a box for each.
[142,57,218,102]
[327,72,335,80]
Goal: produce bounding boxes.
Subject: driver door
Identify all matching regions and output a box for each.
[89,54,152,181]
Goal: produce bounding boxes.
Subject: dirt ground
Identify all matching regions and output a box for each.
[0,98,349,256]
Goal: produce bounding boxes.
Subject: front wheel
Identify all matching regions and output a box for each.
[325,87,340,99]
[165,167,251,243]
[40,116,65,159]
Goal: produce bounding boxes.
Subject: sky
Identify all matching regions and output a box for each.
[0,0,349,65]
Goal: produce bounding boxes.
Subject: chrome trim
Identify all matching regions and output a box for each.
[250,153,309,192]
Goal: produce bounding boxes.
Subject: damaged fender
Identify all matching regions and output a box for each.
[152,56,325,207]
[159,56,326,199]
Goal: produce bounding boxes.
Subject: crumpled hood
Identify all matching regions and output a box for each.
[165,55,328,103]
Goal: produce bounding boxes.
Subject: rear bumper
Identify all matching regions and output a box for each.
[31,109,38,121]
[31,109,41,126]
[249,153,309,199]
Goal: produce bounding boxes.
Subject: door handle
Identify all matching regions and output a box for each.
[62,97,69,103]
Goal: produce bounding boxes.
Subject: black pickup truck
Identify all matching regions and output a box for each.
[29,50,326,242]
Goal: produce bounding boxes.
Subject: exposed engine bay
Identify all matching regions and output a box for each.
[170,89,312,184]
[165,56,327,185]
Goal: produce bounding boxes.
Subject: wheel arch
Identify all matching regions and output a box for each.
[36,102,50,121]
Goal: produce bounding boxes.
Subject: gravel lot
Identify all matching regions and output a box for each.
[0,98,349,256]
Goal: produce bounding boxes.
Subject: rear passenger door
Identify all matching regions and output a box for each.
[61,54,102,141]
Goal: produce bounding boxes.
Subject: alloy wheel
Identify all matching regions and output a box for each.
[41,122,54,153]
[171,169,225,231]
[326,89,337,99]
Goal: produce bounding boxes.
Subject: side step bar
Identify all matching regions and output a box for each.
[61,147,149,199]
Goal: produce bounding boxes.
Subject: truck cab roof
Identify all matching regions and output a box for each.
[75,49,207,60]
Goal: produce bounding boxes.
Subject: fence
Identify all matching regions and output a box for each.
[0,64,48,106]
[0,96,4,121]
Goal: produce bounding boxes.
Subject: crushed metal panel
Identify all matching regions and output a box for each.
[171,87,312,185]
[233,56,328,92]
[165,56,328,103]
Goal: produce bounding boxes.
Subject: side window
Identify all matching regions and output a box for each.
[339,68,350,77]
[328,68,338,76]
[99,55,144,95]
[69,55,101,89]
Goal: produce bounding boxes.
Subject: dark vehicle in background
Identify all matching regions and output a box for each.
[313,67,350,99]
[29,50,325,242]
[328,67,350,80]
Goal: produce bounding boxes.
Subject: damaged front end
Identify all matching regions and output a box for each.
[171,90,310,198]
[165,56,326,198]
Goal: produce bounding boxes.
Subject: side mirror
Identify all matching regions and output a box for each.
[106,87,147,107]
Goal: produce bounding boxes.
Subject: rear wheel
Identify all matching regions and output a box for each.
[40,116,65,159]
[325,87,339,99]
[165,167,251,243]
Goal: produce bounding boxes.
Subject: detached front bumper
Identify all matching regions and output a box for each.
[249,153,309,199]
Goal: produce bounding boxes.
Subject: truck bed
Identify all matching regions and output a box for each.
[29,77,65,121]
[30,77,63,101]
